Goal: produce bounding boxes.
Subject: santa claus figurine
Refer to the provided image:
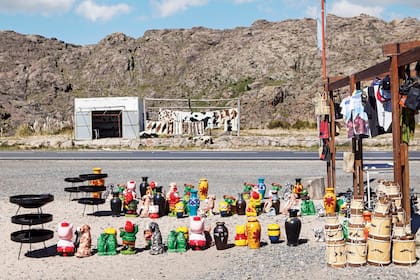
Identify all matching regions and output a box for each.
[57,221,75,256]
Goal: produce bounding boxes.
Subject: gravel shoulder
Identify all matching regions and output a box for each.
[1,160,420,279]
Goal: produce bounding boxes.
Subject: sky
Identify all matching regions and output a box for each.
[1,0,419,46]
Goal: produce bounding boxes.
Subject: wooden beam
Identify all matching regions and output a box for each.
[397,45,420,67]
[328,76,350,91]
[383,40,420,56]
[354,60,390,82]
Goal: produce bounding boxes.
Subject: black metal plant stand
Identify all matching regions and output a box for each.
[9,194,54,259]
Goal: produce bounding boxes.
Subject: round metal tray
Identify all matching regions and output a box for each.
[64,186,80,193]
[79,173,108,181]
[78,198,106,205]
[9,194,54,208]
[64,177,85,183]
[78,186,106,192]
[11,229,54,243]
[11,214,53,226]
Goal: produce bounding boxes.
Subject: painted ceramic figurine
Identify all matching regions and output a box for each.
[57,221,75,256]
[167,230,187,253]
[143,228,152,250]
[189,216,207,250]
[75,224,91,258]
[97,228,118,256]
[120,220,138,254]
[149,222,165,255]
[246,185,262,216]
[166,182,180,216]
[124,192,139,217]
[140,191,152,218]
[234,224,247,246]
[242,182,254,200]
[199,194,216,217]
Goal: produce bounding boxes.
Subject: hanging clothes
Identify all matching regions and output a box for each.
[340,90,370,138]
[364,86,383,137]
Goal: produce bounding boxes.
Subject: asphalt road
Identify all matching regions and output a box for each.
[1,150,420,160]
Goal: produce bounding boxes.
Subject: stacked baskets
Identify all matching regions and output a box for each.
[325,180,417,267]
[325,213,346,268]
[346,198,367,266]
[376,180,417,266]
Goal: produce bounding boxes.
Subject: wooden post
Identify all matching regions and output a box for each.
[390,55,405,211]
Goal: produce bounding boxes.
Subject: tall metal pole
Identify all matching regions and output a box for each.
[321,0,327,81]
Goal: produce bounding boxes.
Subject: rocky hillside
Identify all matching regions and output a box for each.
[1,14,420,136]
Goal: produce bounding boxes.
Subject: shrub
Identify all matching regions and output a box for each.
[267,119,291,129]
[15,123,33,137]
[292,120,316,130]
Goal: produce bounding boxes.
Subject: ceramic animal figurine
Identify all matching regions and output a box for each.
[149,222,164,255]
[189,216,207,250]
[120,220,138,254]
[75,224,92,258]
[57,221,75,256]
[199,194,216,217]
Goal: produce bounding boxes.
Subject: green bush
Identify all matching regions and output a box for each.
[267,120,291,129]
[15,123,33,137]
[292,120,316,130]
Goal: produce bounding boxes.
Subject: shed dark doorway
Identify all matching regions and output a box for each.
[92,110,122,139]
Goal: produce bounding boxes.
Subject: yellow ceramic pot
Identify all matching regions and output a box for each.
[323,187,337,214]
[268,223,281,243]
[198,178,208,201]
[91,167,104,198]
[246,217,261,249]
[234,224,247,246]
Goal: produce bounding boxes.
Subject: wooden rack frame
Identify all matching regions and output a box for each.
[325,40,420,223]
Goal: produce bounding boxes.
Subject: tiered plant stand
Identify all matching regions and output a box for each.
[10,194,54,259]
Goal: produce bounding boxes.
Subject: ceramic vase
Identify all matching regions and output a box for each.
[154,186,166,217]
[213,222,229,250]
[198,178,208,201]
[139,176,149,198]
[285,208,301,246]
[323,187,337,214]
[110,190,122,217]
[189,189,200,217]
[271,192,280,215]
[246,217,261,249]
[257,178,266,199]
[236,193,246,215]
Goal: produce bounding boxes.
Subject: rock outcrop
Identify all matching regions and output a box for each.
[1,14,419,135]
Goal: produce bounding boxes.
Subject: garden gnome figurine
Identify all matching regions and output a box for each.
[75,224,92,258]
[120,220,138,254]
[149,222,164,255]
[57,221,75,256]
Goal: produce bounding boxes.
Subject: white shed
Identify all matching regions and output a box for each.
[74,97,143,140]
